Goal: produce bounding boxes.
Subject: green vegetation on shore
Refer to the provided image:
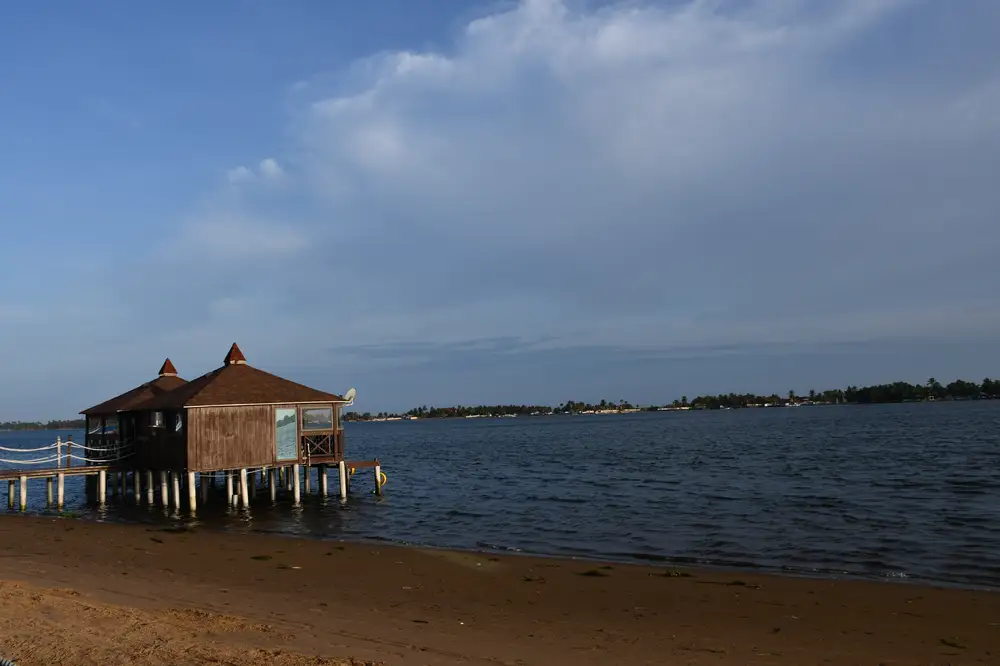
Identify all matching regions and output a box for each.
[345,377,999,421]
[0,419,85,431]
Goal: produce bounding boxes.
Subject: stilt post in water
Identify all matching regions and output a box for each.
[187,471,197,512]
[160,471,168,506]
[338,460,348,500]
[171,472,181,510]
[98,470,107,504]
[374,461,383,496]
[239,468,249,508]
[57,473,65,508]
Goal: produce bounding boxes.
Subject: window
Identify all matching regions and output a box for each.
[88,417,103,436]
[301,407,333,431]
[104,415,118,435]
[174,413,183,433]
[151,411,165,428]
[275,408,298,460]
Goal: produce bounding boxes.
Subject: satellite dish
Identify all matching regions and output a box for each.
[344,388,357,404]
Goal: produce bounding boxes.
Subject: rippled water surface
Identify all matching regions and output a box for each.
[3,402,999,588]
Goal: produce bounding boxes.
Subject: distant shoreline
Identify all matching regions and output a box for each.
[4,377,997,426]
[348,394,998,422]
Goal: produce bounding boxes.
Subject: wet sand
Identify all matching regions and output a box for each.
[0,516,996,665]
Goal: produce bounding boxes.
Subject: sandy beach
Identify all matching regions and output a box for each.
[0,516,995,665]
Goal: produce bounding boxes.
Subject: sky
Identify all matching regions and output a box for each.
[1,0,999,419]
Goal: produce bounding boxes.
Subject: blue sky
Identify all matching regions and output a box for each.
[2,0,999,419]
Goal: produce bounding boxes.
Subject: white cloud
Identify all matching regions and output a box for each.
[226,158,285,185]
[258,158,284,180]
[226,165,254,185]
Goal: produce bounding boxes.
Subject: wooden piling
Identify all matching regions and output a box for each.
[133,470,141,503]
[374,463,382,496]
[187,472,197,512]
[319,465,328,496]
[57,473,65,508]
[171,472,181,510]
[160,471,168,506]
[7,480,14,509]
[98,470,107,504]
[18,476,27,510]
[285,466,292,491]
[304,465,311,494]
[199,474,209,504]
[269,469,277,502]
[146,470,154,504]
[226,472,234,505]
[46,477,54,506]
[239,468,249,508]
[338,461,348,500]
[292,464,301,504]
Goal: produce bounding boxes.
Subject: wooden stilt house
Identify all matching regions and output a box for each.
[122,343,349,473]
[80,359,188,463]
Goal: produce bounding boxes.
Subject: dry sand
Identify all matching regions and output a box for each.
[0,515,996,665]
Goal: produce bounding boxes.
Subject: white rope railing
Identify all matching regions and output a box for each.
[0,437,136,468]
[0,443,59,453]
[0,455,60,465]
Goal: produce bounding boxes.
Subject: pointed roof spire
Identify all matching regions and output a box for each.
[224,343,247,365]
[158,358,178,377]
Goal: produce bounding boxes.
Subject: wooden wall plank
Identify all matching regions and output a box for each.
[187,406,275,472]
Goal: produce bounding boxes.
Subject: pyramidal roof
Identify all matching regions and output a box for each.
[159,358,178,377]
[81,360,188,416]
[133,344,343,410]
[223,343,247,365]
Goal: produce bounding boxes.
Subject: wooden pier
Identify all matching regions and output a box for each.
[0,455,381,511]
[1,344,385,512]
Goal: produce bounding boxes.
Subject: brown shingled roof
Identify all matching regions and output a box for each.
[133,345,343,410]
[81,360,188,416]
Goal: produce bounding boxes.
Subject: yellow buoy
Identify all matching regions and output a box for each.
[379,471,388,487]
